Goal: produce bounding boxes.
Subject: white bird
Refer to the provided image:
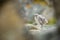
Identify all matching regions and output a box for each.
[34,14,48,28]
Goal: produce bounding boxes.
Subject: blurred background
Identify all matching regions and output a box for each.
[19,0,56,25]
[1,0,60,40]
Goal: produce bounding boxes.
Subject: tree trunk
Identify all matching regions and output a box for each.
[52,0,60,39]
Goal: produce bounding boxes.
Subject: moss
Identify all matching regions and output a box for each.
[47,18,56,25]
[27,21,34,24]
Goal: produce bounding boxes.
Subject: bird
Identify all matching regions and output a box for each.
[34,14,48,29]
